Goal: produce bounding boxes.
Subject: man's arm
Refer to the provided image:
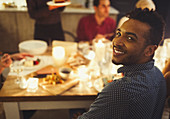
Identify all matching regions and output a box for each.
[78,83,129,119]
[10,53,34,61]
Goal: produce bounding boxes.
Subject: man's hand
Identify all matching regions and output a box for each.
[10,53,34,61]
[136,0,156,11]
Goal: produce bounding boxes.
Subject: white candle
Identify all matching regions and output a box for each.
[95,40,106,62]
[52,46,65,67]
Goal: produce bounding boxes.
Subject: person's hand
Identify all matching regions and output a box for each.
[0,54,12,68]
[10,53,34,61]
[136,0,156,11]
[162,59,170,75]
[95,34,105,40]
[49,5,65,10]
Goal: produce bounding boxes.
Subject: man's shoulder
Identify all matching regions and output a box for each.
[105,17,116,22]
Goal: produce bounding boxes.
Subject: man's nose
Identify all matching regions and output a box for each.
[112,38,124,47]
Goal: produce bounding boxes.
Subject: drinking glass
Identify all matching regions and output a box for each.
[10,61,24,84]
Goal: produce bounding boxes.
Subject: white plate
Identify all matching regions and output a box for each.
[47,1,71,6]
[20,57,44,70]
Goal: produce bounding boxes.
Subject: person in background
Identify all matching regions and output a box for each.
[111,0,170,38]
[26,0,65,45]
[77,0,116,43]
[110,0,155,24]
[78,8,166,119]
[117,0,155,27]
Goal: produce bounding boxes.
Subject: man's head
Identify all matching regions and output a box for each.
[112,8,165,65]
[93,0,110,19]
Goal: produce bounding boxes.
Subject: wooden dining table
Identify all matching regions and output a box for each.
[0,75,98,119]
[0,42,102,119]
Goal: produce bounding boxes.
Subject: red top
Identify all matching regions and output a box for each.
[77,15,117,42]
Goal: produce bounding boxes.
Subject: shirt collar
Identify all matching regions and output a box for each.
[93,14,106,26]
[117,60,155,74]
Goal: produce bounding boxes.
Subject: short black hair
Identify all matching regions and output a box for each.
[126,8,165,46]
[93,0,99,7]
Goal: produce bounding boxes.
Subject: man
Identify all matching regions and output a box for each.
[78,8,166,119]
[77,0,116,43]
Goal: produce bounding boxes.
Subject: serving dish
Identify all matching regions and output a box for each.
[47,1,71,6]
[19,40,47,55]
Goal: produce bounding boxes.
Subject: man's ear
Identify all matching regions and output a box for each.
[144,45,157,57]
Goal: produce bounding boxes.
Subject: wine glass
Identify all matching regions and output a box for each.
[10,61,24,84]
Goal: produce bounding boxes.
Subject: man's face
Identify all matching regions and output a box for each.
[95,0,110,18]
[112,19,151,65]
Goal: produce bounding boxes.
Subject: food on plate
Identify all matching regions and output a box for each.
[65,53,90,69]
[42,74,64,85]
[23,58,40,67]
[53,0,65,3]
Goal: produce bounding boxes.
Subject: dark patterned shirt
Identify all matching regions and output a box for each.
[78,60,166,119]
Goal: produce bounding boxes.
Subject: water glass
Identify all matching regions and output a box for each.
[27,78,39,93]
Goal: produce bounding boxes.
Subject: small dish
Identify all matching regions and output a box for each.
[59,67,72,80]
[47,1,71,6]
[20,57,43,70]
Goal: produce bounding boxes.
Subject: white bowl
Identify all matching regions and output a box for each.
[19,40,47,55]
[59,67,72,80]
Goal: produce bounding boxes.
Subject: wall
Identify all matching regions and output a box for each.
[0,7,118,53]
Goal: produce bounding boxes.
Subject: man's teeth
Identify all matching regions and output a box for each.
[114,48,124,54]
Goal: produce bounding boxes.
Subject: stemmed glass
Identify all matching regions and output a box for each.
[10,61,24,84]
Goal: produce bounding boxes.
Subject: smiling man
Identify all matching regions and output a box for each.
[78,8,166,119]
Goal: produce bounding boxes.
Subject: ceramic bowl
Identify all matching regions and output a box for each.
[19,40,47,55]
[59,67,72,80]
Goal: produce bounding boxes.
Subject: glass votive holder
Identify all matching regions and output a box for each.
[27,78,39,93]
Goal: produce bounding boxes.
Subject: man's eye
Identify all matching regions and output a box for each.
[116,32,121,37]
[127,36,135,41]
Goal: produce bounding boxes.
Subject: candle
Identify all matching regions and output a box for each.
[94,40,106,62]
[52,46,65,67]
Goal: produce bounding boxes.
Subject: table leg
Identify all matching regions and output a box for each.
[3,102,22,119]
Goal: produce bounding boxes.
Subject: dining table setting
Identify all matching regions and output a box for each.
[0,38,122,119]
